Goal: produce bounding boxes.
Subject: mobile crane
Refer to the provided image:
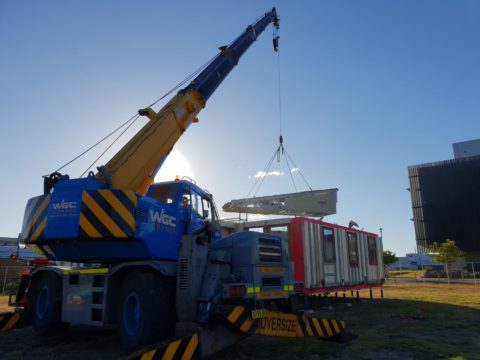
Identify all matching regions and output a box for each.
[9,8,345,358]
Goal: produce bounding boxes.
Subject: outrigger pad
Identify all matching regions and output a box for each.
[0,311,22,333]
[122,333,199,360]
[220,305,345,338]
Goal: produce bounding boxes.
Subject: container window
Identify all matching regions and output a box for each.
[322,227,335,263]
[347,232,359,266]
[368,236,378,265]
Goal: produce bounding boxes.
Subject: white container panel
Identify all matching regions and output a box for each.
[302,222,323,288]
[299,219,384,290]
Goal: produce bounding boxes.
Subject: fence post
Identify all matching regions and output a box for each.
[472,262,477,286]
[2,266,8,294]
[445,262,450,284]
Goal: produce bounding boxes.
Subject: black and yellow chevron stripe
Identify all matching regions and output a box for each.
[226,305,258,334]
[296,315,345,338]
[128,333,199,360]
[21,194,50,242]
[79,189,137,239]
[0,312,21,333]
[223,305,345,338]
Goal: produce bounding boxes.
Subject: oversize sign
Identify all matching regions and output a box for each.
[256,311,300,337]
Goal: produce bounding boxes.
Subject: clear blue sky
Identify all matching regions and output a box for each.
[1,1,479,257]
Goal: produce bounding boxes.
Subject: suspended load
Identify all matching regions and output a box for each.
[222,188,338,217]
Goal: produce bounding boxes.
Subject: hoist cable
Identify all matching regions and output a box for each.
[79,114,140,178]
[246,144,280,198]
[80,114,140,177]
[146,53,219,109]
[52,53,219,176]
[276,48,283,137]
[283,148,313,191]
[283,151,298,192]
[53,113,139,174]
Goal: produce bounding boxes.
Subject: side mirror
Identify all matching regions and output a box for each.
[203,209,209,219]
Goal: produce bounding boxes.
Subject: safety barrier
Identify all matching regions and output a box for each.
[223,305,345,338]
[128,305,345,360]
[0,311,21,333]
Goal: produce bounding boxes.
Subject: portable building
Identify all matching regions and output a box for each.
[220,217,384,295]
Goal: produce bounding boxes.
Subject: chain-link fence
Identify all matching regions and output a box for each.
[387,262,480,285]
[0,266,31,294]
[2,262,479,295]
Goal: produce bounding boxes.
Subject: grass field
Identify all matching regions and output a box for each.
[1,282,479,360]
[382,282,480,308]
[210,282,480,360]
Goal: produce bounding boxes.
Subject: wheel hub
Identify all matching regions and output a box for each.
[37,285,49,320]
[123,292,140,336]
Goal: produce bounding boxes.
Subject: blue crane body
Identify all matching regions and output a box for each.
[11,8,308,354]
[8,10,347,356]
[21,177,214,262]
[20,9,279,264]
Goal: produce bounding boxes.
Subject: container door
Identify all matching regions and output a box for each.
[366,236,382,283]
[302,221,323,289]
[321,226,338,287]
[346,232,361,285]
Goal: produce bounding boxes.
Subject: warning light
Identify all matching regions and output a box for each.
[228,285,246,298]
[175,175,181,182]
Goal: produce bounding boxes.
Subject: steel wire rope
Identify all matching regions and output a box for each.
[283,148,313,191]
[52,113,139,174]
[283,151,298,192]
[246,145,280,198]
[246,34,314,198]
[52,53,219,176]
[245,23,284,199]
[80,114,140,177]
[276,40,283,138]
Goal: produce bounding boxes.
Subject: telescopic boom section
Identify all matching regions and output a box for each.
[96,8,279,195]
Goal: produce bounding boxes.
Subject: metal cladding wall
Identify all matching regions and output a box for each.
[408,156,480,254]
[289,218,384,294]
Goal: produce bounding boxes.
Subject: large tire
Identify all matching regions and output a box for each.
[118,270,175,351]
[30,272,68,336]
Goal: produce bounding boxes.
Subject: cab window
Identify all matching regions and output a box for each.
[202,198,212,222]
[191,191,203,217]
[181,190,191,208]
[147,183,179,205]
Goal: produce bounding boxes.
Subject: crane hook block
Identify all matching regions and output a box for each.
[273,36,279,52]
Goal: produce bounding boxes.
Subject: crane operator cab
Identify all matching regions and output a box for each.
[145,178,221,244]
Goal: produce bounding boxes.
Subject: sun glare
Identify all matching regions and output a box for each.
[154,149,195,183]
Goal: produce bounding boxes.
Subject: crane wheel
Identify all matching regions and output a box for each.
[118,270,175,351]
[30,272,69,336]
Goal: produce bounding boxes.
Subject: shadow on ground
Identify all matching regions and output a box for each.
[0,299,479,360]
